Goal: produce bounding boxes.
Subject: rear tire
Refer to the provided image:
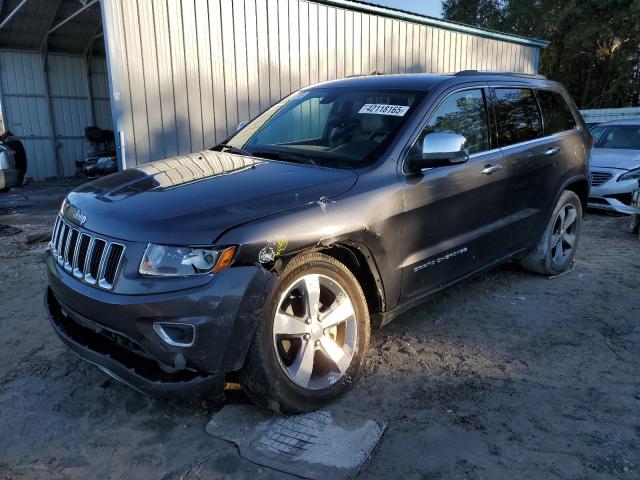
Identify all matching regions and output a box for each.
[239,252,370,413]
[521,190,582,275]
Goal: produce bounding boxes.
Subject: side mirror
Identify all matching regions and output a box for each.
[407,132,470,171]
[236,121,249,132]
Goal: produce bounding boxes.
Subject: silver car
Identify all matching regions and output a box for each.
[588,119,640,214]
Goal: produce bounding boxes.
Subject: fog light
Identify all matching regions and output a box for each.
[153,322,196,347]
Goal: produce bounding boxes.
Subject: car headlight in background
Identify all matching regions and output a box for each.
[618,168,640,182]
[139,244,237,276]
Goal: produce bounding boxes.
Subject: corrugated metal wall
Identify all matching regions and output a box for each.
[0,52,53,179]
[101,0,541,168]
[0,51,111,179]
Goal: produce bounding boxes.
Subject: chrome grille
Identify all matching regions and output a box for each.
[49,215,125,290]
[591,171,613,187]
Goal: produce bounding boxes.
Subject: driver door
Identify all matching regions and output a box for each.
[400,87,510,300]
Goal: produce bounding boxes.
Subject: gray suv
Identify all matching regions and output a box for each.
[46,71,591,412]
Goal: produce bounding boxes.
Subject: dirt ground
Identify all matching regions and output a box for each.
[0,179,639,480]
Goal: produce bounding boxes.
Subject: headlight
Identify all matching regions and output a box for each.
[139,244,237,276]
[618,168,640,182]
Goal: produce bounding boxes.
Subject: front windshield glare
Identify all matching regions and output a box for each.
[223,88,424,168]
[594,125,640,150]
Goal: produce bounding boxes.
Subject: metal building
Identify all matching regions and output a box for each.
[0,0,547,179]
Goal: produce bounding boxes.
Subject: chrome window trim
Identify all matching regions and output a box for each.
[396,82,584,177]
[498,129,578,152]
[489,85,581,140]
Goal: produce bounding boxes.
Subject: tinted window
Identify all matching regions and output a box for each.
[418,89,490,154]
[493,88,542,147]
[536,90,576,134]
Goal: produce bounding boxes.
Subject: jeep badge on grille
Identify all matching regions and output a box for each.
[72,210,87,226]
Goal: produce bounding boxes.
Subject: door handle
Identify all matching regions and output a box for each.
[481,164,503,175]
[543,147,560,156]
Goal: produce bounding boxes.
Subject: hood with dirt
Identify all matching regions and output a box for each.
[64,150,358,244]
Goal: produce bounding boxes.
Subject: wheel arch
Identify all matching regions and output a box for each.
[318,242,386,315]
[274,241,386,316]
[561,175,589,216]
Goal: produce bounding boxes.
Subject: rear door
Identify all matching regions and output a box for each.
[492,86,581,251]
[400,86,510,300]
[491,86,554,251]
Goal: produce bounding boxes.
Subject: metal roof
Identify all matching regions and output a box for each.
[0,0,547,57]
[0,0,103,54]
[317,0,549,48]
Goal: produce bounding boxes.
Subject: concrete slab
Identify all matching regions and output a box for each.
[206,405,386,479]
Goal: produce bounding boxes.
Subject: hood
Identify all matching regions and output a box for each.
[64,150,358,244]
[590,148,640,170]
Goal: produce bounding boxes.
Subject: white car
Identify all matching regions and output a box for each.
[588,119,640,214]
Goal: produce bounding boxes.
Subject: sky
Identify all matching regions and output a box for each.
[368,0,443,18]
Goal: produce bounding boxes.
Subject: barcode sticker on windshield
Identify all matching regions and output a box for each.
[358,104,410,116]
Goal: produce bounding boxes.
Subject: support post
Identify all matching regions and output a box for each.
[41,50,62,177]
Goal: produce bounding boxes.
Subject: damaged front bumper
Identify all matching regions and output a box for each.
[46,253,275,402]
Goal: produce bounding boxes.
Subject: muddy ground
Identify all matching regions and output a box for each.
[0,180,638,480]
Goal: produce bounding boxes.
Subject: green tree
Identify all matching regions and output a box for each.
[442,0,640,108]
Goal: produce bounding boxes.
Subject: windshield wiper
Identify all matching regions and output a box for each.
[250,150,316,166]
[216,143,252,156]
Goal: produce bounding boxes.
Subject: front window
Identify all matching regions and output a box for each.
[220,88,425,169]
[593,125,640,150]
[415,88,490,155]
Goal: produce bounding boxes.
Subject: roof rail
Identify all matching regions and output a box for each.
[454,70,548,80]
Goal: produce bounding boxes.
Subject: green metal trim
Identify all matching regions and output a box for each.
[311,0,549,48]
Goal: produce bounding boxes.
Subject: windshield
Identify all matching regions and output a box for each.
[219,88,425,169]
[592,125,640,150]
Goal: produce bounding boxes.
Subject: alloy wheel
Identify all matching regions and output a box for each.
[550,204,578,266]
[272,273,357,390]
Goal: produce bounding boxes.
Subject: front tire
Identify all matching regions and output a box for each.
[239,253,370,413]
[521,190,582,275]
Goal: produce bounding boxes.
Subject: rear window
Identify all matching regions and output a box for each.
[536,90,576,134]
[493,88,543,147]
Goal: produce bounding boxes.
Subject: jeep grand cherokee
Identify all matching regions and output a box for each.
[46,72,591,413]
